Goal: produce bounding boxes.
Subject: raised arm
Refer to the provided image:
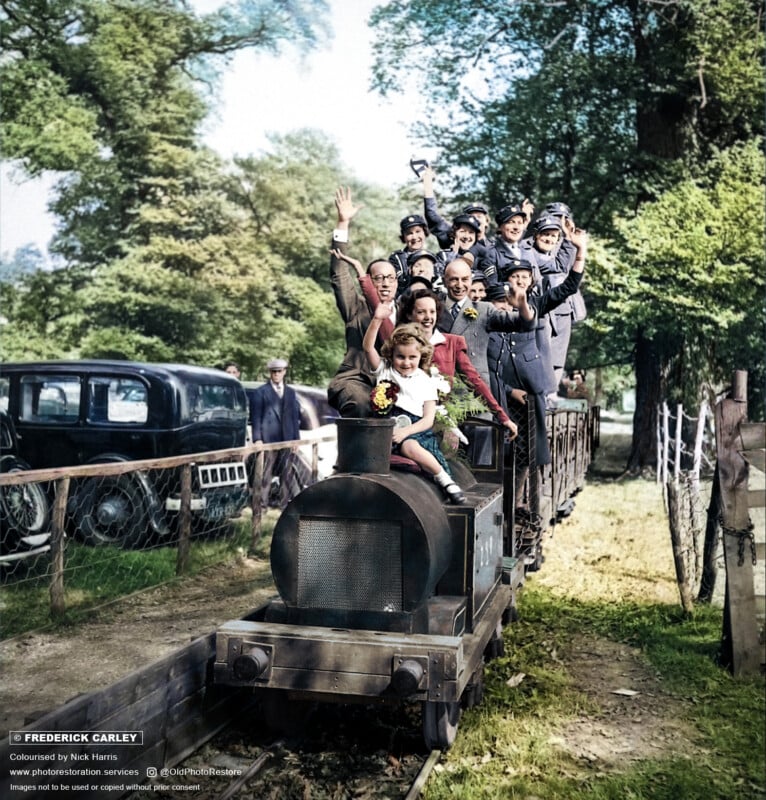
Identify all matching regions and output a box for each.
[335,186,364,232]
[362,303,390,370]
[421,167,452,249]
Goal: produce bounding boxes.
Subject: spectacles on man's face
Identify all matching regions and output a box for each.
[371,274,397,284]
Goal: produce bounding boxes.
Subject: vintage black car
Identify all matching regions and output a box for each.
[0,410,52,563]
[0,360,250,548]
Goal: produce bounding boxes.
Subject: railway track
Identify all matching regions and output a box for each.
[127,701,442,799]
[1,619,443,800]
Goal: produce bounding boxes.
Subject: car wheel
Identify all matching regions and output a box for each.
[0,456,51,553]
[73,474,150,549]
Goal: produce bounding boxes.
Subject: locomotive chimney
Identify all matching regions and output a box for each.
[335,417,394,475]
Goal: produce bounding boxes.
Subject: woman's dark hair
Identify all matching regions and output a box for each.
[398,288,444,324]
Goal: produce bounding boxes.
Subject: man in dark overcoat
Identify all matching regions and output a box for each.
[250,358,303,509]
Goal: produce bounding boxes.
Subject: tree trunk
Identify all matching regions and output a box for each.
[627,329,663,473]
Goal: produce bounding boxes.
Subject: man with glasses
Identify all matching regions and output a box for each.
[328,187,400,417]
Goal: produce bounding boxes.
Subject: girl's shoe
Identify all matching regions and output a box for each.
[444,482,465,504]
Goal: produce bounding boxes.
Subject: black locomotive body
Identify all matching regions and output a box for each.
[214,405,598,750]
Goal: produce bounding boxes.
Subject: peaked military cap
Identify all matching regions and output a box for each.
[505,259,534,274]
[463,202,489,216]
[399,214,429,235]
[545,201,572,218]
[485,283,508,301]
[406,249,438,267]
[534,214,563,233]
[407,274,433,291]
[495,204,526,225]
[451,213,481,233]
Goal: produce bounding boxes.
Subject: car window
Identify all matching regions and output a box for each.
[19,375,81,422]
[182,382,246,423]
[88,377,149,424]
[0,377,9,412]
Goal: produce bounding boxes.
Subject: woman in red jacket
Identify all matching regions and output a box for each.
[398,289,517,440]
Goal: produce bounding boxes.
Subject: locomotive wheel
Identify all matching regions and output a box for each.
[73,475,150,549]
[484,620,506,660]
[461,667,485,709]
[0,456,50,547]
[422,700,461,751]
[502,603,520,626]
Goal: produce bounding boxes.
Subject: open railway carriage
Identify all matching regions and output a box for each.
[506,398,600,570]
[214,401,597,750]
[214,417,522,750]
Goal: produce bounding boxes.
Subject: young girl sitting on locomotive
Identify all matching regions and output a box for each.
[363,304,465,504]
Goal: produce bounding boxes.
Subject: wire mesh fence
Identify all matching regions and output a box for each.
[657,400,721,611]
[0,433,335,639]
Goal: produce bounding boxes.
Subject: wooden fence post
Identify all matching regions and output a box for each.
[715,370,760,676]
[310,441,319,483]
[250,449,265,553]
[662,402,670,486]
[656,404,661,484]
[698,465,721,603]
[176,463,192,576]
[49,477,70,618]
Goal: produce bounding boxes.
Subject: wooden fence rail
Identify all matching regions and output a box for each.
[0,431,336,620]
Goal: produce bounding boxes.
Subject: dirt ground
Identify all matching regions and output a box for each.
[0,418,703,769]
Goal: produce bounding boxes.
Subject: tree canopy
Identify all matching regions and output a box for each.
[369,0,765,463]
[1,0,763,456]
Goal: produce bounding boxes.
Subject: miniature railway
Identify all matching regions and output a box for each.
[1,610,443,800]
[135,719,442,799]
[1,401,598,799]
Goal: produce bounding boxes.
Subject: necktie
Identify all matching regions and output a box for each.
[451,303,460,320]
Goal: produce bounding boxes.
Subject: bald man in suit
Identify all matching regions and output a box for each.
[438,255,534,387]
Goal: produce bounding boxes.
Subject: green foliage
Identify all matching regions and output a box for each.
[0,0,331,266]
[607,139,766,411]
[370,0,765,225]
[369,0,766,451]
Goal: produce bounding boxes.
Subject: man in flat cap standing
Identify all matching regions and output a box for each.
[250,358,304,509]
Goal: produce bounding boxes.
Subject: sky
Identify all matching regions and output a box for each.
[0,0,425,260]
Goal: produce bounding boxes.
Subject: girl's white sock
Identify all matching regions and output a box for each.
[433,469,451,487]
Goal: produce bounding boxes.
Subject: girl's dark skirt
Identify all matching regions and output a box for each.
[392,408,452,477]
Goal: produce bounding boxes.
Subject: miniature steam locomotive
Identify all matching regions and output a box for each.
[214,405,597,750]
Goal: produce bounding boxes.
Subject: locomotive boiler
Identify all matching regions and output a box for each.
[214,418,523,749]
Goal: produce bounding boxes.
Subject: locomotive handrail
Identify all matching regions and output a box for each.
[460,415,506,430]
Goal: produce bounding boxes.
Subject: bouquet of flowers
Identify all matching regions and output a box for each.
[429,368,488,446]
[370,380,399,416]
[463,306,479,320]
[429,367,465,441]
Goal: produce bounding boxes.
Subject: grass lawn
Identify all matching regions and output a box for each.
[424,475,765,800]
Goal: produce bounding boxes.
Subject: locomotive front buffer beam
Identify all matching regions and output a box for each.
[214,584,510,705]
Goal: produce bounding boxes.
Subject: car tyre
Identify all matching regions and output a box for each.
[73,474,151,549]
[0,456,51,553]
